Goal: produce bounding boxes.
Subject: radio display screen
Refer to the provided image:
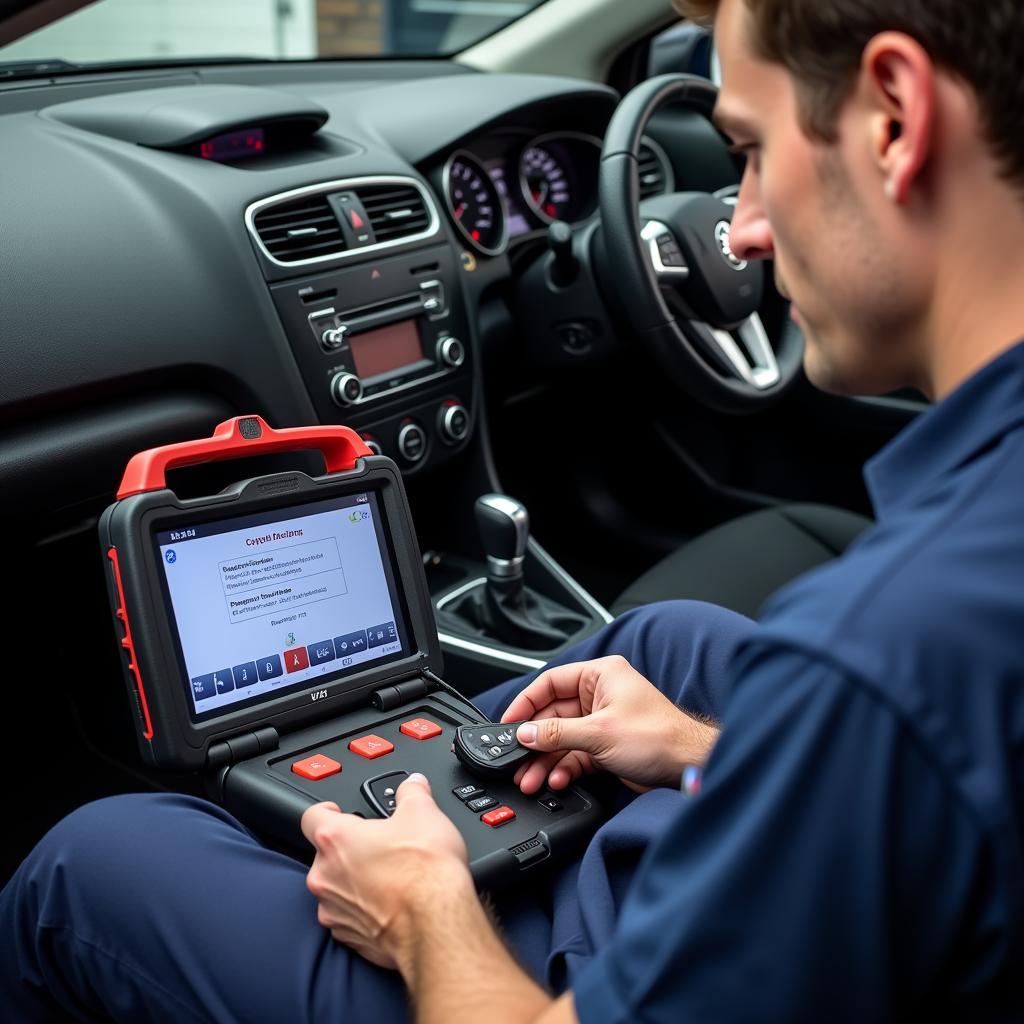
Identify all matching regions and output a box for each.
[349,320,424,379]
[153,490,410,721]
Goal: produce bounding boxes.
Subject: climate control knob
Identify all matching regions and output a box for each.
[330,372,363,407]
[436,335,466,369]
[439,402,471,444]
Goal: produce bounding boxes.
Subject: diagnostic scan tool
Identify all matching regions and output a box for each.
[100,416,600,889]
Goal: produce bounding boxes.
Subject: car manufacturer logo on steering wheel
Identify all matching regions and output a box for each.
[715,220,747,271]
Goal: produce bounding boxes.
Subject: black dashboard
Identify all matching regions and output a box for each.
[0,64,632,519]
[0,58,744,541]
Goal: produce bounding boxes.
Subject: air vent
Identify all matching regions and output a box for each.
[357,184,431,243]
[252,193,346,262]
[638,139,673,199]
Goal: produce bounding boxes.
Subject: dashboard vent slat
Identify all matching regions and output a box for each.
[253,194,346,262]
[357,184,431,243]
[638,140,673,199]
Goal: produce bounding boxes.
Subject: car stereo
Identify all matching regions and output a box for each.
[100,416,600,889]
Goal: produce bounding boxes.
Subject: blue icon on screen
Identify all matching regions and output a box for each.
[165,549,177,564]
[232,662,258,688]
[256,654,283,682]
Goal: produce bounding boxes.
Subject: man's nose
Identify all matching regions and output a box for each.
[728,171,774,262]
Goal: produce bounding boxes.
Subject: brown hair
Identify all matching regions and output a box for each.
[674,0,1024,189]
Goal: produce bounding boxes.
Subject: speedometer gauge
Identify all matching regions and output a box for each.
[520,145,573,223]
[443,151,508,257]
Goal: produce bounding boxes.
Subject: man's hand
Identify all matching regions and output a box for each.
[502,655,718,794]
[301,774,472,971]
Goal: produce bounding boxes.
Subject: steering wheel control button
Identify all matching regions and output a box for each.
[538,795,563,813]
[481,806,516,828]
[436,335,465,368]
[397,423,427,464]
[467,794,499,813]
[291,754,342,781]
[453,783,485,802]
[362,771,409,816]
[330,372,363,407]
[349,734,395,759]
[439,403,470,444]
[400,718,443,740]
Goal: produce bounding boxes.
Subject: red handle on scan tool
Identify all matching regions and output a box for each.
[116,416,373,499]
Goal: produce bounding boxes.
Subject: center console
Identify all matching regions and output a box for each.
[247,176,475,477]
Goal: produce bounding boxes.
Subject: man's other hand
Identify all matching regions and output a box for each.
[301,775,472,970]
[502,656,718,795]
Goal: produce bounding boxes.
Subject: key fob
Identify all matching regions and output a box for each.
[453,722,533,780]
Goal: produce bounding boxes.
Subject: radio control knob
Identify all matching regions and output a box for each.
[398,423,428,464]
[321,324,348,351]
[439,403,470,444]
[436,335,466,369]
[330,372,363,407]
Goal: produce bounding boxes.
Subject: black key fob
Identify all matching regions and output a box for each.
[454,722,533,780]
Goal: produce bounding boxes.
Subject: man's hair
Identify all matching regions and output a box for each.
[674,0,1024,190]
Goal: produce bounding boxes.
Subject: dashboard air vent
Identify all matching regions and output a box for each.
[252,193,346,262]
[638,140,673,199]
[357,184,431,243]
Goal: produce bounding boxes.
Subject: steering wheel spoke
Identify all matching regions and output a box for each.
[693,314,781,390]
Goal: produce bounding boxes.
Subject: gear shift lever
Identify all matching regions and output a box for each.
[475,494,529,584]
[434,492,588,651]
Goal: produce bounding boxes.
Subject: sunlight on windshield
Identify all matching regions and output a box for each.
[0,0,547,64]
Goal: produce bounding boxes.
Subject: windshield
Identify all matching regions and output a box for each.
[0,0,548,65]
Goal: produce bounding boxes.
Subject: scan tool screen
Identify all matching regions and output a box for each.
[154,491,410,720]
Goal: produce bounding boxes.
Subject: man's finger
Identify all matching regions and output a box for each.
[395,772,433,808]
[300,801,344,847]
[501,662,594,723]
[516,713,604,756]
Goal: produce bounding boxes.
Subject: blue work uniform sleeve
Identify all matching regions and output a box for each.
[572,647,1004,1023]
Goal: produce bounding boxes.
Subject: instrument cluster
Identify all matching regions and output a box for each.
[443,129,670,258]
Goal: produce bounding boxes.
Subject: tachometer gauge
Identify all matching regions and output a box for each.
[443,151,508,257]
[520,145,573,223]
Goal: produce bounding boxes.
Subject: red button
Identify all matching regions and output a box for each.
[350,210,365,230]
[285,647,310,674]
[291,754,341,781]
[481,806,516,828]
[349,734,395,759]
[400,718,442,740]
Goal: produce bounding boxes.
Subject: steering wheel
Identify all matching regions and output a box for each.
[599,73,804,413]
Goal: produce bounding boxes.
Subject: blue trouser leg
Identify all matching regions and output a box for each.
[0,601,756,1023]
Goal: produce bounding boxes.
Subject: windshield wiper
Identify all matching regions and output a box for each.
[0,58,80,80]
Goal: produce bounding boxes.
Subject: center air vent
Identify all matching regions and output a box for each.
[357,184,431,243]
[638,138,674,199]
[252,193,345,262]
[247,176,439,270]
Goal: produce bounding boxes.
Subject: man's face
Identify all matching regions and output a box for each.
[713,0,929,395]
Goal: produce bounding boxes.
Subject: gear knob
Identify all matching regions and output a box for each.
[475,494,529,580]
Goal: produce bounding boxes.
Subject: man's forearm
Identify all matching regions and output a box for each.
[392,863,556,1024]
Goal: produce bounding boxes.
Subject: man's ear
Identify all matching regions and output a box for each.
[860,32,936,204]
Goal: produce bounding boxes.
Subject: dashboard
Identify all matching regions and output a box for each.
[0,62,730,535]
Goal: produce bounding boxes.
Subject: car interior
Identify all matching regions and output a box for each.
[0,0,929,889]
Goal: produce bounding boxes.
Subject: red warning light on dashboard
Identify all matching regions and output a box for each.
[349,210,366,230]
[198,127,266,162]
[285,646,310,673]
